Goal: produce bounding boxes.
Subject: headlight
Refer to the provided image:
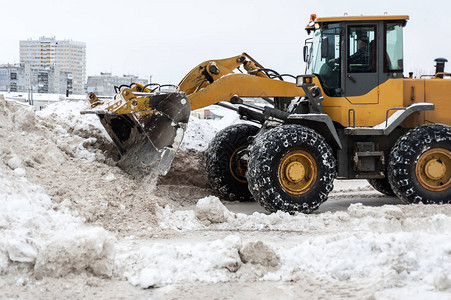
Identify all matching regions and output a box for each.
[296,75,315,87]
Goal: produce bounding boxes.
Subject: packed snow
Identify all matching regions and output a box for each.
[1,96,450,299]
[180,108,241,152]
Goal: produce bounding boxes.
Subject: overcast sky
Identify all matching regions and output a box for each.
[0,0,449,84]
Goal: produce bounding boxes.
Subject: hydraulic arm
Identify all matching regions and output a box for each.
[179,53,305,110]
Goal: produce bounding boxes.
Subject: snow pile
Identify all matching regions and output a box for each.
[180,108,241,152]
[180,116,219,152]
[0,159,115,279]
[143,197,451,294]
[115,226,451,294]
[115,227,451,294]
[3,99,162,237]
[265,230,451,283]
[36,100,108,141]
[115,235,243,288]
[36,100,116,163]
[159,199,451,236]
[0,98,124,279]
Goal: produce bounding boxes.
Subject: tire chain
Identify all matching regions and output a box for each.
[204,124,259,201]
[388,124,451,204]
[247,125,336,214]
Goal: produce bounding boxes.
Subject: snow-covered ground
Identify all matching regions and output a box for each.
[1,97,450,299]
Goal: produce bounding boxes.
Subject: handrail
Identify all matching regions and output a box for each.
[348,108,355,127]
[420,73,451,79]
[434,72,451,78]
[385,107,406,127]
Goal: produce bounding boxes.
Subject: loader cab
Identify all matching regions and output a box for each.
[305,15,408,102]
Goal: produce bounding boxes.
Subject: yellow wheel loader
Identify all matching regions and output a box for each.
[82,14,451,213]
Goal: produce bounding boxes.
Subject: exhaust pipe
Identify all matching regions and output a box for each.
[434,58,448,78]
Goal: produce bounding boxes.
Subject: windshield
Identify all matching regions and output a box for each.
[305,25,342,97]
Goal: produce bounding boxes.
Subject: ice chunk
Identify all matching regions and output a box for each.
[195,196,231,223]
[6,239,38,263]
[34,227,116,279]
[239,241,279,267]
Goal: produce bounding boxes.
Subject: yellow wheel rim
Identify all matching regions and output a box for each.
[278,150,317,195]
[415,148,451,192]
[229,146,247,183]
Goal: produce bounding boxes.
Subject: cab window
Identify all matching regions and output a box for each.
[348,26,376,73]
[385,22,403,72]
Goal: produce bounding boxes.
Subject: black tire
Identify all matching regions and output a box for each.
[367,178,395,196]
[247,125,337,214]
[204,123,260,201]
[388,124,451,204]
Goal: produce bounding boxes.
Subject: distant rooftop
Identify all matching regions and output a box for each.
[21,36,86,45]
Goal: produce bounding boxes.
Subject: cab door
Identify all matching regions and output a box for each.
[344,25,379,103]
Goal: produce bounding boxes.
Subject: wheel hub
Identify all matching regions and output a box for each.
[286,162,305,182]
[425,159,446,180]
[278,150,317,195]
[415,148,451,191]
[229,146,248,183]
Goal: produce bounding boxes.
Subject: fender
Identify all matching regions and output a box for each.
[287,113,342,149]
[344,103,435,136]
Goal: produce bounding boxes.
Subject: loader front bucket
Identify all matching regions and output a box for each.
[81,88,190,175]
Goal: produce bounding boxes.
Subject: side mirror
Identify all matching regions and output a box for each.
[303,45,309,62]
[321,37,329,59]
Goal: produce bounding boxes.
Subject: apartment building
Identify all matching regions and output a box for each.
[20,36,86,94]
[0,64,24,92]
[0,63,72,95]
[87,72,149,96]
